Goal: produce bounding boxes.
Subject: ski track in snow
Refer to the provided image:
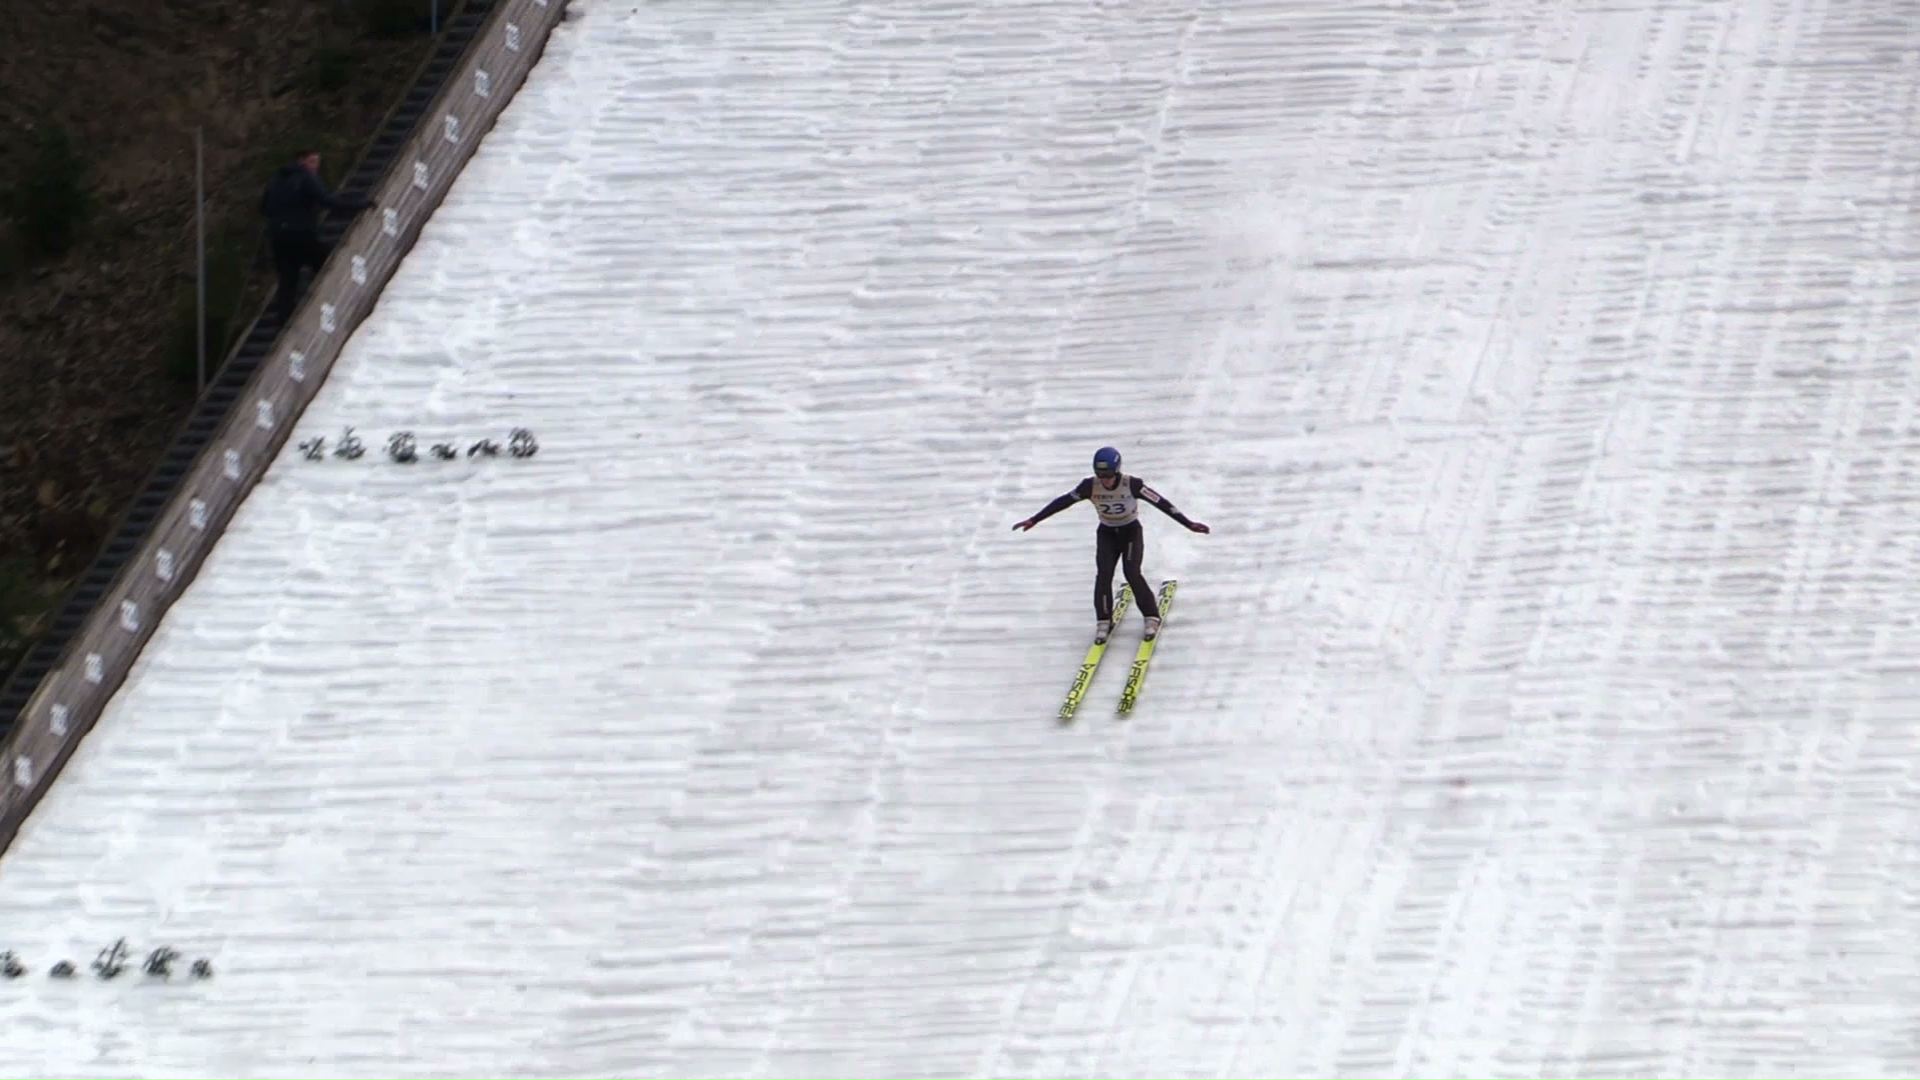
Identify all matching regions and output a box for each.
[5,0,1920,1075]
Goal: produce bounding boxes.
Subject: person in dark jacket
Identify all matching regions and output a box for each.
[260,150,373,322]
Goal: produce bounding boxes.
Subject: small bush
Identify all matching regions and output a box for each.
[0,229,24,284]
[164,290,216,387]
[5,126,91,261]
[0,558,50,677]
[310,45,355,93]
[165,245,251,387]
[348,0,427,38]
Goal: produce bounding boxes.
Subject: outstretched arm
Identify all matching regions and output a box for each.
[1134,478,1210,533]
[1012,479,1093,531]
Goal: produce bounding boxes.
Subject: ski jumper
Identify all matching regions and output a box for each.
[1022,474,1200,620]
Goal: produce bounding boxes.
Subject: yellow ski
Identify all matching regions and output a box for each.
[1117,580,1178,716]
[1057,585,1133,722]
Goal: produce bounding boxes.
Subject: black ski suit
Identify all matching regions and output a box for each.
[1022,475,1200,620]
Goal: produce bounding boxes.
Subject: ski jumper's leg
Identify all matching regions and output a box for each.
[1094,526,1123,619]
[1122,523,1159,617]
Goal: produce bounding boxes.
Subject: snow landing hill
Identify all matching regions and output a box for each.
[3,0,1919,1075]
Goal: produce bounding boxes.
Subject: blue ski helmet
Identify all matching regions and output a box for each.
[1093,446,1122,476]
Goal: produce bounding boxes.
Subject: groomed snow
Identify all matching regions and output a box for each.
[4,0,1920,1075]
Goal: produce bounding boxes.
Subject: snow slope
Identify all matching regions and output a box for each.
[5,0,1920,1074]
